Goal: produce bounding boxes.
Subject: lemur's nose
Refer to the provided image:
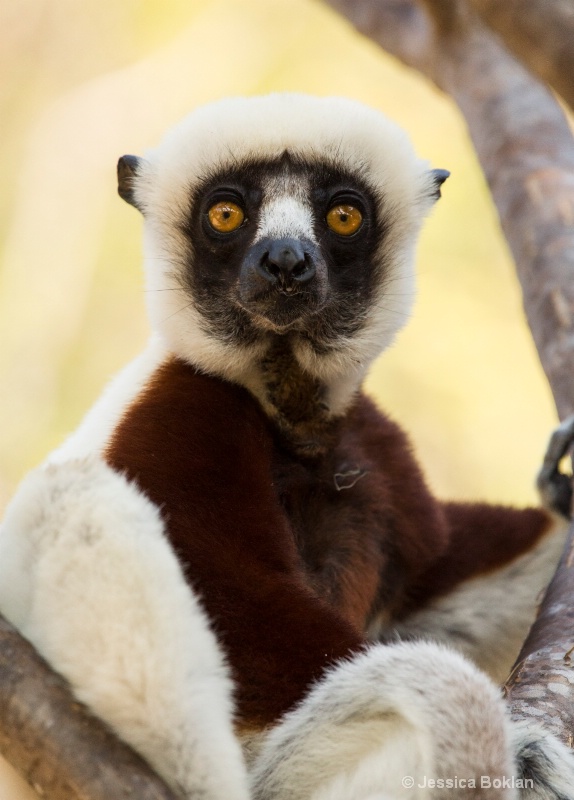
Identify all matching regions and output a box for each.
[259,238,316,288]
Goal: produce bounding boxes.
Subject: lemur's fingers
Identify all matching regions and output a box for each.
[536,415,574,519]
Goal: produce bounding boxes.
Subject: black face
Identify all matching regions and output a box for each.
[178,153,386,351]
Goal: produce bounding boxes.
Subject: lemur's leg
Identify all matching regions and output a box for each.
[0,457,249,800]
[250,641,517,800]
[511,720,574,800]
[250,642,574,800]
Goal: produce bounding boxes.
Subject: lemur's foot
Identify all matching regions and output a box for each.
[537,415,574,519]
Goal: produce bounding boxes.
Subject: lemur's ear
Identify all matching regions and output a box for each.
[430,168,450,200]
[117,155,144,212]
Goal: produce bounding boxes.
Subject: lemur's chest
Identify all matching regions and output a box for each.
[270,439,403,629]
[105,357,411,633]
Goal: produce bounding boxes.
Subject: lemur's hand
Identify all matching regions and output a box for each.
[537,415,574,519]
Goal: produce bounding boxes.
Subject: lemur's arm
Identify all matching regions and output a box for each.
[371,416,574,685]
[0,457,251,800]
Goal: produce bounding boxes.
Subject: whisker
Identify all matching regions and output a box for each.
[161,301,196,324]
[369,301,412,317]
[144,287,186,293]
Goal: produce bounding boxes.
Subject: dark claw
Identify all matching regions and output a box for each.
[536,415,574,519]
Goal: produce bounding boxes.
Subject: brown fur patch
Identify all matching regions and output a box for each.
[399,502,554,615]
[105,357,554,726]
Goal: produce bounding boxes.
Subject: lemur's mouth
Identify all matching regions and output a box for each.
[238,288,321,332]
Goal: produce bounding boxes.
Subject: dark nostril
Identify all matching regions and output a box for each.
[294,254,316,283]
[262,252,283,279]
[291,254,312,278]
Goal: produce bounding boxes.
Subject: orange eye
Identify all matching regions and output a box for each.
[208,201,245,233]
[326,204,363,236]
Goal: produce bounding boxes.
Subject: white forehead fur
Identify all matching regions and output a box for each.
[255,172,316,244]
[134,94,438,410]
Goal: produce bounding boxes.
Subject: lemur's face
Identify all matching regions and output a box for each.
[182,154,382,342]
[118,95,446,398]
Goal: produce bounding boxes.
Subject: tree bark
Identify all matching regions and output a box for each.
[0,614,180,800]
[467,0,574,113]
[503,521,574,747]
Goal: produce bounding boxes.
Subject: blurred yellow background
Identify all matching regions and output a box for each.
[0,0,558,517]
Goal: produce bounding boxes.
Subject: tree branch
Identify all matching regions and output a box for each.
[0,614,180,800]
[325,0,574,420]
[504,521,574,746]
[467,0,574,112]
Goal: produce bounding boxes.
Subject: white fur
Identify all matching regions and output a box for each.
[133,94,435,411]
[0,458,249,800]
[371,518,568,684]
[250,641,517,800]
[255,192,316,244]
[256,192,311,242]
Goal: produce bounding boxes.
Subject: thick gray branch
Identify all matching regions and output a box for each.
[504,521,574,745]
[468,0,574,112]
[325,0,574,420]
[0,614,180,800]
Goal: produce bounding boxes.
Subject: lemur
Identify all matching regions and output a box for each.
[0,94,573,800]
